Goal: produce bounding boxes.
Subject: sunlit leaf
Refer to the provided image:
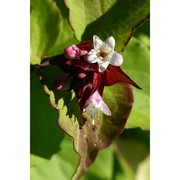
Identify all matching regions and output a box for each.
[30,154,48,168]
[30,0,77,65]
[64,0,117,41]
[82,147,113,180]
[122,37,150,130]
[65,0,149,51]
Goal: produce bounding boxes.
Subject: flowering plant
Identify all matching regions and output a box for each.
[30,0,150,179]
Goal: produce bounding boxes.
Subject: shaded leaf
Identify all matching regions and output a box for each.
[30,70,65,159]
[113,128,150,179]
[116,136,149,172]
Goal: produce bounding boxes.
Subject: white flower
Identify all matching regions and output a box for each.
[83,90,111,124]
[86,35,123,72]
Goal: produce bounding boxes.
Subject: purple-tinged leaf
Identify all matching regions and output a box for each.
[39,62,134,179]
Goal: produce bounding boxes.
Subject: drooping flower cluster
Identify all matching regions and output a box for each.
[40,35,141,124]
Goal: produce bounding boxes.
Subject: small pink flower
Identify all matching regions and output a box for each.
[83,90,111,124]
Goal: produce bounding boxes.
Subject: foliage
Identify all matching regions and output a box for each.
[30,0,150,179]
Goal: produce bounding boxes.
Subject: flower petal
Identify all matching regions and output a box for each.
[98,61,110,72]
[86,50,98,63]
[100,101,111,116]
[110,51,123,66]
[105,36,115,50]
[86,54,97,63]
[93,35,104,51]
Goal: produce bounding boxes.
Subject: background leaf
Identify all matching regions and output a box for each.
[122,37,150,130]
[65,0,149,51]
[135,155,150,180]
[30,0,77,65]
[113,128,150,180]
[64,0,117,41]
[31,135,77,180]
[30,69,65,159]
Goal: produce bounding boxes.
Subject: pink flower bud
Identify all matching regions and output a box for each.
[64,45,88,59]
[64,45,81,59]
[83,90,111,124]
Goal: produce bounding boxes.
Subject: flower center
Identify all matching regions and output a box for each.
[97,46,112,61]
[100,52,107,58]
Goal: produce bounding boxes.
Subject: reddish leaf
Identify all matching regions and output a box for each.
[39,62,134,179]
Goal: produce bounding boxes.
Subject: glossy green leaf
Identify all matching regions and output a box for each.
[65,0,149,51]
[122,37,150,130]
[30,0,77,65]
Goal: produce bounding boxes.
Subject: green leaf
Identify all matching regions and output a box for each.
[30,0,61,64]
[135,155,150,180]
[39,60,134,179]
[30,70,65,159]
[64,0,117,41]
[113,128,150,180]
[31,135,77,180]
[116,136,149,172]
[30,0,77,65]
[65,0,149,51]
[82,147,114,180]
[30,154,48,168]
[121,37,150,130]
